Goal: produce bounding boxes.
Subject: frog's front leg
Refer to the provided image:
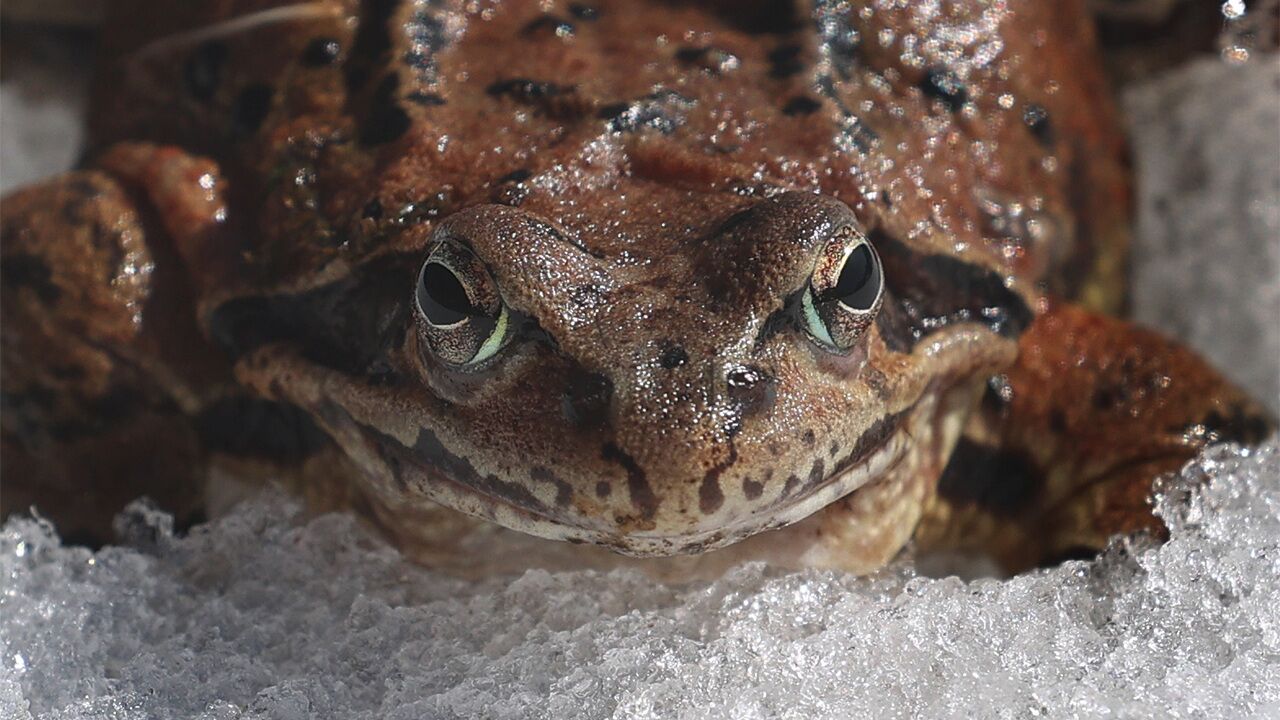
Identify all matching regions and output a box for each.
[0,145,291,543]
[917,302,1274,572]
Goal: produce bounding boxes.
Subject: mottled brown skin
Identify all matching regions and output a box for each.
[1,0,1271,573]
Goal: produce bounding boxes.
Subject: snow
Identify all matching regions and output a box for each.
[3,442,1278,719]
[1125,55,1280,410]
[2,25,1279,720]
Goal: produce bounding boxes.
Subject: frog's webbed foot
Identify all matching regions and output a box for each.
[916,301,1274,572]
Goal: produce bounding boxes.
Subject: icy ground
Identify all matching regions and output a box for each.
[2,33,1279,720]
[1,440,1278,720]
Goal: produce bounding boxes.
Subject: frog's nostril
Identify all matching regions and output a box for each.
[658,345,689,369]
[725,364,777,418]
[562,371,613,429]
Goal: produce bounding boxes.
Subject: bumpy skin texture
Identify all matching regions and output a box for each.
[1,0,1268,572]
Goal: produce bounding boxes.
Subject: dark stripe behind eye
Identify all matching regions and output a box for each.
[870,230,1032,352]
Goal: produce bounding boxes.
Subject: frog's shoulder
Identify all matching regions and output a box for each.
[784,1,1130,309]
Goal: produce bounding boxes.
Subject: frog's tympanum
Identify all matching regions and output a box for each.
[2,0,1273,575]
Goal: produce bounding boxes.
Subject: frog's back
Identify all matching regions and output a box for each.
[90,0,1128,310]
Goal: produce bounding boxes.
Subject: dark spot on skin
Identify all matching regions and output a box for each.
[208,253,415,376]
[782,96,821,116]
[1049,409,1068,434]
[345,0,398,94]
[50,365,83,381]
[337,401,555,516]
[836,411,903,473]
[726,365,776,418]
[880,190,893,208]
[407,91,446,106]
[602,443,658,520]
[522,14,575,38]
[768,44,804,78]
[699,473,725,514]
[871,228,1034,352]
[194,396,330,461]
[707,1,800,34]
[829,441,840,457]
[1184,404,1275,446]
[765,408,909,504]
[802,429,816,446]
[700,443,739,514]
[492,169,532,206]
[814,75,879,151]
[487,78,587,119]
[567,283,607,309]
[674,46,738,74]
[937,438,1045,516]
[361,198,384,220]
[782,474,801,497]
[497,168,532,184]
[1092,383,1127,411]
[675,46,707,63]
[659,345,689,369]
[1023,104,1054,146]
[183,40,228,101]
[488,78,575,101]
[302,37,342,67]
[5,384,150,443]
[2,253,60,303]
[598,90,693,134]
[595,481,612,498]
[568,3,599,21]
[360,74,411,146]
[531,466,573,506]
[919,68,968,111]
[742,477,764,500]
[813,0,861,79]
[562,371,613,429]
[403,9,447,81]
[405,426,548,514]
[806,460,825,491]
[596,102,629,120]
[231,84,274,137]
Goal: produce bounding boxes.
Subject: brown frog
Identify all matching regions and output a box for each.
[1,0,1272,575]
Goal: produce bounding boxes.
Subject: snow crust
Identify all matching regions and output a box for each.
[3,440,1279,719]
[1125,56,1280,410]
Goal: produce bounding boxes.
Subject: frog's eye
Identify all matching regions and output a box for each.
[415,242,514,367]
[801,227,884,351]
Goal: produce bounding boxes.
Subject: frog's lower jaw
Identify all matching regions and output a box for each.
[357,376,984,580]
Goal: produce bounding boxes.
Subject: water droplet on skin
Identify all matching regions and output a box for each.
[1222,46,1250,65]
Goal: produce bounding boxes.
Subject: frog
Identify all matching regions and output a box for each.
[2,0,1272,576]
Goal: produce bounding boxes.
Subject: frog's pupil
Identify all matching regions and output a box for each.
[419,262,473,326]
[833,245,879,310]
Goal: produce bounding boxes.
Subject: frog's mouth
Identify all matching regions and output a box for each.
[346,394,923,557]
[610,399,924,556]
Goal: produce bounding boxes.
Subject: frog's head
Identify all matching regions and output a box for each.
[230,179,1029,557]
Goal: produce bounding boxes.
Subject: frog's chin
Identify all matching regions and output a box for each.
[610,420,916,557]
